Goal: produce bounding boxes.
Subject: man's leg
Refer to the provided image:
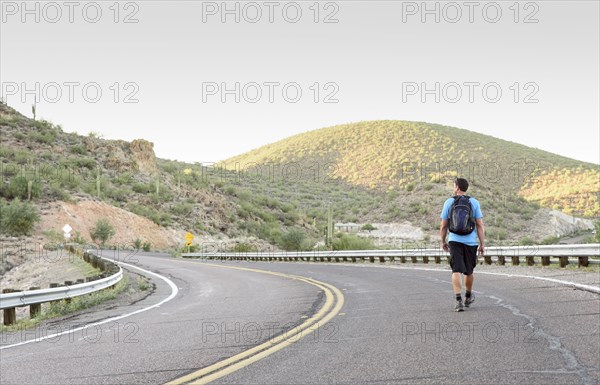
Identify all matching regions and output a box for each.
[465,273,474,292]
[464,273,475,307]
[452,272,464,311]
[452,272,462,295]
[463,245,478,307]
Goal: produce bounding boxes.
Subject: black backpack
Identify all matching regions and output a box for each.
[448,195,476,235]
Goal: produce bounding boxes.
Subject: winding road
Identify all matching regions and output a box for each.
[1,252,599,385]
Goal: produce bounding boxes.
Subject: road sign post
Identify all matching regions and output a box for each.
[184,232,194,253]
[63,224,72,248]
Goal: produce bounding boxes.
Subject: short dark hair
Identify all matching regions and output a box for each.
[455,177,469,192]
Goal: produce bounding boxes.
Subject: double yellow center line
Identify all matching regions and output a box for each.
[164,263,345,385]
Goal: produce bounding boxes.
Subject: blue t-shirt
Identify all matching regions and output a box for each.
[440,196,483,246]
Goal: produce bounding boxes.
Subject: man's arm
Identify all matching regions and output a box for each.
[440,219,449,252]
[476,218,485,256]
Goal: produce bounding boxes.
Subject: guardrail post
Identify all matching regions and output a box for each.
[2,289,17,325]
[422,256,429,264]
[484,255,492,265]
[559,256,569,268]
[351,257,356,263]
[435,255,441,264]
[541,256,550,266]
[64,281,74,303]
[578,256,589,268]
[29,287,41,318]
[411,256,417,264]
[369,256,375,263]
[497,255,505,266]
[400,256,406,263]
[379,256,385,263]
[389,256,395,263]
[526,256,534,266]
[511,256,519,266]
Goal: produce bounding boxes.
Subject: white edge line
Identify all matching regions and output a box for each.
[355,264,600,295]
[0,257,179,350]
[475,271,600,294]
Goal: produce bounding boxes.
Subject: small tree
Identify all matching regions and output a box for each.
[281,229,306,251]
[361,224,376,232]
[90,218,115,246]
[133,238,143,250]
[0,199,40,236]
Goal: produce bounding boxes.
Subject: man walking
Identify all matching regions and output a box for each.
[440,177,485,312]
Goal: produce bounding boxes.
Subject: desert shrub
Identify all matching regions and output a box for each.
[4,176,42,200]
[70,144,87,155]
[132,182,153,194]
[90,218,115,246]
[172,202,194,216]
[106,188,128,202]
[75,157,97,170]
[0,199,40,236]
[332,234,375,250]
[48,183,71,201]
[233,243,258,252]
[280,229,307,251]
[519,237,536,246]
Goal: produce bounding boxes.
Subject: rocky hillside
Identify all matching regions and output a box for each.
[0,102,314,255]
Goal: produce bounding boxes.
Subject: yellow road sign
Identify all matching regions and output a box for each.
[184,232,194,242]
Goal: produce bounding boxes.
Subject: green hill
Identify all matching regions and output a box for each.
[218,121,598,246]
[223,120,598,217]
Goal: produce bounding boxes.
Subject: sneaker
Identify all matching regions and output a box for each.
[464,295,475,308]
[454,300,464,312]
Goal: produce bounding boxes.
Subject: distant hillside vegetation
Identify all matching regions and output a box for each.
[223,121,599,219]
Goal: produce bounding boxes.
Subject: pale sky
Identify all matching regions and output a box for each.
[1,1,599,165]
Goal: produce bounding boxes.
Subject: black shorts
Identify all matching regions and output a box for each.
[449,241,478,275]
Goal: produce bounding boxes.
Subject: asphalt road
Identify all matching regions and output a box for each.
[1,252,599,385]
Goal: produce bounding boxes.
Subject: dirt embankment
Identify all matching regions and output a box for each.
[38,199,182,249]
[529,209,594,240]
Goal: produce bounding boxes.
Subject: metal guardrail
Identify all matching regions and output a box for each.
[0,248,123,325]
[0,267,122,310]
[183,244,600,265]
